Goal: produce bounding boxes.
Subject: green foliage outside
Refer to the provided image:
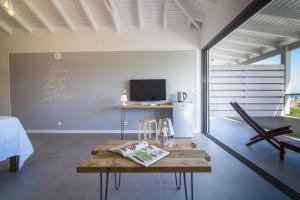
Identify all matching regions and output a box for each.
[290,107,300,118]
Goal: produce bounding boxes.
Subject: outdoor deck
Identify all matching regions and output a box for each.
[210,116,300,193]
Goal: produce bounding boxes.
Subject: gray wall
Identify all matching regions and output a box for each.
[10,51,196,131]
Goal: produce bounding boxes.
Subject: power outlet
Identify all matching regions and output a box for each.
[124,121,128,126]
[58,121,62,126]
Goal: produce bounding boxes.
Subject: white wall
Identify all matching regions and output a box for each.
[201,0,253,48]
[0,28,202,131]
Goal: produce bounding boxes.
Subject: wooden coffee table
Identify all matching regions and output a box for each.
[90,140,199,155]
[76,140,211,200]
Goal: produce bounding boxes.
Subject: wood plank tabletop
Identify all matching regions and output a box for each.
[77,140,211,173]
[76,151,211,173]
[91,140,197,155]
[115,104,173,109]
[93,150,210,161]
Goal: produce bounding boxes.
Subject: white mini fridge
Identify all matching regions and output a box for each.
[173,102,194,138]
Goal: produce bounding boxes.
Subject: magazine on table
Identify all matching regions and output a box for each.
[110,141,169,167]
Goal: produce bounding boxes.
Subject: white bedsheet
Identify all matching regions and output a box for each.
[0,116,34,169]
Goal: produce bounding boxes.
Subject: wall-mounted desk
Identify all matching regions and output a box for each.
[115,104,173,139]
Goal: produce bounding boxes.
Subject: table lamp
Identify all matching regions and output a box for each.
[120,94,128,106]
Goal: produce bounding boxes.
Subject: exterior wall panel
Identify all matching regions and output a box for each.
[210,65,285,117]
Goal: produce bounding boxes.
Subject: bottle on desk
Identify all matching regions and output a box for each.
[158,121,169,147]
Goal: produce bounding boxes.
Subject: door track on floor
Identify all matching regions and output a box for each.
[203,132,300,200]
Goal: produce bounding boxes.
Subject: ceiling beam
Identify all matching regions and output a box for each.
[210,54,240,63]
[210,58,237,65]
[187,20,192,30]
[51,0,75,31]
[78,0,98,31]
[22,0,54,32]
[260,8,300,23]
[224,35,278,49]
[210,52,247,61]
[241,40,300,65]
[188,0,205,24]
[196,0,216,7]
[239,24,299,39]
[239,47,282,65]
[173,0,201,31]
[192,13,205,23]
[163,0,168,30]
[137,0,142,29]
[210,49,250,60]
[103,0,120,32]
[0,19,12,34]
[211,59,237,65]
[0,3,32,33]
[213,45,260,56]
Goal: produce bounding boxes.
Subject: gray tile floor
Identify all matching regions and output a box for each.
[210,116,300,193]
[0,133,291,200]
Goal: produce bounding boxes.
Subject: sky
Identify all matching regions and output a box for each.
[252,48,300,93]
[291,48,300,93]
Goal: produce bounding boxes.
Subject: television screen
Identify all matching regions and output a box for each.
[130,79,166,101]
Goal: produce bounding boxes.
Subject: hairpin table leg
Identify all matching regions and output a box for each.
[100,173,109,200]
[183,172,194,200]
[114,173,121,190]
[191,173,193,200]
[118,108,125,190]
[175,172,182,190]
[100,173,102,200]
[120,108,126,140]
[105,172,109,200]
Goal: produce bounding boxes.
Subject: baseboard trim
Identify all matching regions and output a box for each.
[26,130,139,134]
[26,129,201,134]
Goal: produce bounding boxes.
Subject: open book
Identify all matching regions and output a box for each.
[110,141,170,167]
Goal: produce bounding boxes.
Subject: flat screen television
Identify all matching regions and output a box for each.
[130,79,166,101]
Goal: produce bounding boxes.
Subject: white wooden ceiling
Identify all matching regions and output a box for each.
[210,0,300,65]
[0,0,217,33]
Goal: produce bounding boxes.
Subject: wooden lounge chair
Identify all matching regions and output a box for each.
[230,102,292,150]
[280,140,300,160]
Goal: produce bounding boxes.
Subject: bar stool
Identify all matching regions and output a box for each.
[138,118,158,140]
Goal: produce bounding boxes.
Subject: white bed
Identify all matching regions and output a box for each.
[0,116,34,170]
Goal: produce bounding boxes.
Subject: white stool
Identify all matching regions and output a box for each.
[138,118,158,140]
